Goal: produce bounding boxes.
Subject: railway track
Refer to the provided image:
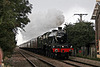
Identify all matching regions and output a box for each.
[60,59,100,67]
[19,50,56,67]
[68,59,100,67]
[19,49,100,67]
[19,51,37,67]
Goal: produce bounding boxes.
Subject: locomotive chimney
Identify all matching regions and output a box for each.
[58,27,62,31]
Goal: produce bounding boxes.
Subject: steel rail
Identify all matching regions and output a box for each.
[20,49,56,67]
[68,59,100,67]
[19,51,37,67]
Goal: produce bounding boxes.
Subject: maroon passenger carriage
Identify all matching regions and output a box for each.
[19,27,73,59]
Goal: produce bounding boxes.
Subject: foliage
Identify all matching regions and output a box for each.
[0,0,32,57]
[64,22,95,48]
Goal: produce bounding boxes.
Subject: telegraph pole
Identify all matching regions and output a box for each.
[74,14,88,22]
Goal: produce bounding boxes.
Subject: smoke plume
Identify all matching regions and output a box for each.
[17,9,65,45]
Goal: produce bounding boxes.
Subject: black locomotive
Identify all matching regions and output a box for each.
[19,27,73,59]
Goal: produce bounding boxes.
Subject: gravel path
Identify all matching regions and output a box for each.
[4,48,33,67]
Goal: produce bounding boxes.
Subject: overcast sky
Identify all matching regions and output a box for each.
[16,0,96,45]
[29,0,96,22]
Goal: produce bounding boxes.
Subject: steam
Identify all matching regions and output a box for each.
[17,9,65,45]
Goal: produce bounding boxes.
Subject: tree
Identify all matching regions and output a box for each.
[64,22,95,55]
[0,0,32,57]
[0,0,32,28]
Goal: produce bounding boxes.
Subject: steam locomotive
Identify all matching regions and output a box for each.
[19,27,73,59]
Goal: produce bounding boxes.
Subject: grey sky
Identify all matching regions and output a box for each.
[29,0,95,11]
[16,0,96,45]
[28,0,96,23]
